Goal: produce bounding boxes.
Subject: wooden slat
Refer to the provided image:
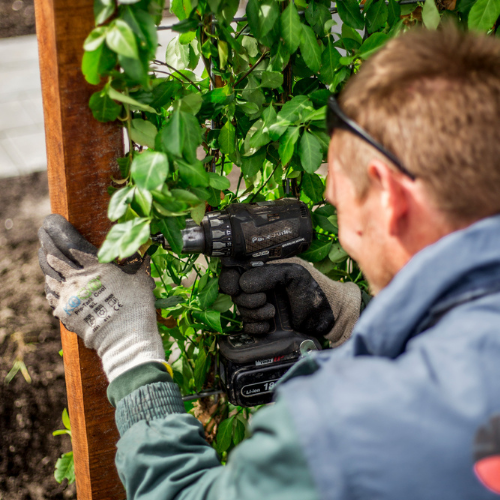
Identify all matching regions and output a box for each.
[33,0,125,498]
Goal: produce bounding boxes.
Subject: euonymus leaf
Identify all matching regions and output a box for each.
[198,277,219,310]
[320,42,341,85]
[82,43,117,85]
[84,27,107,51]
[176,158,209,187]
[94,0,115,25]
[130,118,157,149]
[336,0,365,29]
[299,24,322,73]
[89,91,121,122]
[219,121,236,154]
[133,187,152,216]
[159,217,184,254]
[131,151,169,191]
[281,2,302,54]
[242,148,266,177]
[182,111,203,163]
[98,218,150,262]
[261,70,284,88]
[191,203,206,224]
[207,172,231,190]
[422,0,441,30]
[299,239,333,262]
[211,293,233,313]
[246,0,280,42]
[278,95,311,123]
[329,242,348,263]
[365,0,389,33]
[150,80,182,109]
[468,0,500,30]
[358,32,389,59]
[278,127,301,166]
[233,419,246,446]
[155,296,185,309]
[192,309,222,332]
[216,416,234,453]
[161,110,184,157]
[299,132,323,174]
[106,19,139,59]
[302,172,324,203]
[171,188,201,205]
[387,0,402,27]
[194,347,209,391]
[54,451,75,484]
[108,185,134,221]
[165,36,190,70]
[107,87,157,113]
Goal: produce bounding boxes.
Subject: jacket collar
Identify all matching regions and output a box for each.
[349,214,500,358]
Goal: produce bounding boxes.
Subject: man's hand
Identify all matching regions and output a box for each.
[219,258,362,345]
[38,214,165,382]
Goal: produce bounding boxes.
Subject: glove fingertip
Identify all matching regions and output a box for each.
[219,268,241,296]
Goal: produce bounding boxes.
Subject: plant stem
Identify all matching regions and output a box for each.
[235,172,243,197]
[153,60,202,91]
[250,162,280,202]
[234,51,269,86]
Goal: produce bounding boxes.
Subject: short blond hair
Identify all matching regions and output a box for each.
[337,26,500,222]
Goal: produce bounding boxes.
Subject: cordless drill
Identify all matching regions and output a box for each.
[153,198,321,407]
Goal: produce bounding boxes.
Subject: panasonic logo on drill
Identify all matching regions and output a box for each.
[251,228,292,244]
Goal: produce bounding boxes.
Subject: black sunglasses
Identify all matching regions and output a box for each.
[327,95,416,181]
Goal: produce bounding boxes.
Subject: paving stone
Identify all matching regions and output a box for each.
[0,101,36,132]
[0,142,20,178]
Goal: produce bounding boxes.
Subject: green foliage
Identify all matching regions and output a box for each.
[53,409,75,485]
[77,0,496,467]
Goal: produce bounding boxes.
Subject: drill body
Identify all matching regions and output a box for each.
[154,198,322,406]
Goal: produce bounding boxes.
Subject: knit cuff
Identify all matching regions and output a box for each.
[115,382,185,436]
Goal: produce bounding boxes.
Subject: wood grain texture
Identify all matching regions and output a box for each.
[33,0,125,498]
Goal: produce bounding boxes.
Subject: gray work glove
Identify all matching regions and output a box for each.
[38,214,166,382]
[219,257,361,346]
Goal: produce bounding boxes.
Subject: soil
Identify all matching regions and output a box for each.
[0,0,36,39]
[0,172,76,500]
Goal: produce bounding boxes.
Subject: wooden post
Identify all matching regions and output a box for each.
[33,0,125,498]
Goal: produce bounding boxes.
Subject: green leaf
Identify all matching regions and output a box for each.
[134,188,152,216]
[312,211,338,233]
[219,121,236,155]
[216,416,234,453]
[130,119,158,149]
[192,310,222,332]
[299,239,332,262]
[246,0,280,42]
[54,451,75,484]
[365,0,389,33]
[336,0,365,29]
[422,0,441,29]
[89,91,121,122]
[319,41,341,85]
[299,24,322,73]
[218,40,229,69]
[191,203,206,224]
[62,408,71,431]
[211,293,233,313]
[194,347,209,391]
[233,418,246,446]
[468,0,500,31]
[358,32,389,59]
[261,71,284,89]
[131,151,169,191]
[278,95,311,123]
[82,43,117,85]
[207,172,231,190]
[198,277,219,309]
[94,0,115,25]
[182,111,203,162]
[107,87,157,113]
[281,2,302,54]
[179,31,196,44]
[278,127,301,166]
[387,0,401,27]
[84,27,107,51]
[165,36,190,70]
[98,218,151,262]
[155,296,185,309]
[242,148,267,177]
[176,158,209,187]
[177,93,203,115]
[301,172,324,203]
[159,217,185,254]
[242,35,259,57]
[161,110,185,157]
[106,19,139,59]
[329,242,348,263]
[150,80,182,109]
[299,132,323,174]
[108,185,134,221]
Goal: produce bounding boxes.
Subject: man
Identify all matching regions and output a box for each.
[38,26,500,499]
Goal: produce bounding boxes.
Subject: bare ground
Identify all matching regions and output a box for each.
[0,172,75,500]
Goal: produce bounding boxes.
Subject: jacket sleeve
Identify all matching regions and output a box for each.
[113,379,319,500]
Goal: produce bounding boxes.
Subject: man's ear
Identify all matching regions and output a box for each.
[366,159,410,236]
